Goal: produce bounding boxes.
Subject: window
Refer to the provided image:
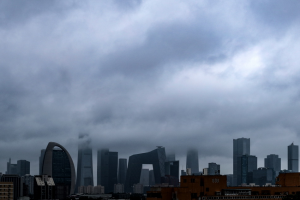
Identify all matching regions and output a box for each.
[191,178,195,183]
[206,188,209,192]
[191,193,197,199]
[183,179,187,183]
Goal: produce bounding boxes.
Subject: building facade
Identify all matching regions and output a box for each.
[0,182,14,200]
[253,167,274,185]
[186,149,199,174]
[97,149,118,193]
[288,143,299,172]
[132,183,143,194]
[237,154,257,185]
[42,142,76,197]
[114,184,124,193]
[6,159,17,175]
[147,173,300,200]
[33,175,55,200]
[265,154,281,178]
[76,134,94,191]
[125,147,166,192]
[21,174,34,196]
[233,138,250,186]
[1,175,21,200]
[118,158,127,185]
[208,163,220,175]
[39,149,45,175]
[17,160,30,177]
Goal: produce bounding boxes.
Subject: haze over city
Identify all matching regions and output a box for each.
[1,0,300,185]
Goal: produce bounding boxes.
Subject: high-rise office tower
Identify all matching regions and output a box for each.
[233,138,250,186]
[118,158,127,184]
[264,154,281,177]
[208,163,220,175]
[39,149,45,175]
[76,134,94,190]
[42,142,76,197]
[237,154,257,185]
[98,149,118,193]
[125,147,166,192]
[21,174,34,196]
[6,158,17,175]
[288,143,299,172]
[253,167,274,185]
[17,160,30,176]
[186,149,199,174]
[149,170,155,186]
[140,169,149,186]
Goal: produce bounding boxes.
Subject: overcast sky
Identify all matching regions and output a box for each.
[1,0,300,181]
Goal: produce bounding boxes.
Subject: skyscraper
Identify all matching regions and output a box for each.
[97,149,118,193]
[76,134,94,190]
[264,154,281,177]
[288,143,299,172]
[186,149,199,174]
[233,138,250,186]
[42,142,76,197]
[208,163,220,175]
[125,147,166,192]
[39,149,45,175]
[17,160,30,176]
[140,169,149,186]
[6,158,17,175]
[237,154,257,185]
[118,158,127,184]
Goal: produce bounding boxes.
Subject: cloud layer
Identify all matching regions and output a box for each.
[1,0,300,179]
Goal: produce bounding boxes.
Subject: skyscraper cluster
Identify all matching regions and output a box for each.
[231,138,297,186]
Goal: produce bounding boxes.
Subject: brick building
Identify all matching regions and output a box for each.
[147,173,300,200]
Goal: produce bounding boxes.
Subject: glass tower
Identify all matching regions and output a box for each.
[288,143,299,172]
[186,149,199,174]
[76,134,94,191]
[233,138,250,186]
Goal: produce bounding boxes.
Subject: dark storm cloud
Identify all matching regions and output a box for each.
[0,0,300,177]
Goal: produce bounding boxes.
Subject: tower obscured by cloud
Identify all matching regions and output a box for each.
[76,134,94,190]
[288,143,299,172]
[186,149,199,174]
[233,138,250,186]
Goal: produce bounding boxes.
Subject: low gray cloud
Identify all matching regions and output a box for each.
[0,0,300,179]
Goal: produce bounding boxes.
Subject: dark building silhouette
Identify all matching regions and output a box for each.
[253,167,275,185]
[17,160,30,177]
[288,143,299,172]
[1,174,22,200]
[140,169,149,186]
[98,149,118,193]
[125,147,166,192]
[39,149,45,175]
[226,174,233,186]
[265,154,281,178]
[237,154,257,185]
[76,134,94,191]
[164,160,179,186]
[149,170,155,186]
[42,142,76,198]
[186,149,199,174]
[118,158,127,184]
[6,159,17,175]
[34,175,55,200]
[208,163,220,175]
[233,138,250,186]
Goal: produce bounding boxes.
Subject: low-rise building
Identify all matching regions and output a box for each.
[147,173,300,200]
[0,182,14,200]
[133,183,143,194]
[114,184,124,193]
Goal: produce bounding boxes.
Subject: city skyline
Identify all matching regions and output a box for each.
[1,137,298,186]
[1,1,300,186]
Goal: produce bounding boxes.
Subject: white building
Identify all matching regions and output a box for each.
[133,183,143,194]
[114,184,124,193]
[94,185,105,194]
